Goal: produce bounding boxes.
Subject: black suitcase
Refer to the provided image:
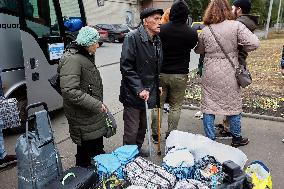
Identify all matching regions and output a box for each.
[45,166,98,189]
[217,160,253,189]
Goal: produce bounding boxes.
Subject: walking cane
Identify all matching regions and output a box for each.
[145,101,153,157]
[157,108,162,155]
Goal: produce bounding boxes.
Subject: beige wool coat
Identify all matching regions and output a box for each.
[195,20,259,115]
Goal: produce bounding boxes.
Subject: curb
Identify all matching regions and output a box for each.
[182,104,284,122]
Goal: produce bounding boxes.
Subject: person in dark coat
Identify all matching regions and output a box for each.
[59,26,107,167]
[119,8,163,156]
[232,0,259,66]
[151,0,198,142]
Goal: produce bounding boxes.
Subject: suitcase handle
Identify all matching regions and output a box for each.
[61,172,76,185]
[26,102,49,113]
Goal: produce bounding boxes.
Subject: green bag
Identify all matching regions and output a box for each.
[104,111,117,138]
[95,174,130,189]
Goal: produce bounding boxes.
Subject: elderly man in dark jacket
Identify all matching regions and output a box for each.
[151,0,198,142]
[119,8,163,155]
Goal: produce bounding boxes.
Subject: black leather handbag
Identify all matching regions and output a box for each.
[209,26,252,88]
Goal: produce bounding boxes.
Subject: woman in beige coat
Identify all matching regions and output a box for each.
[195,0,259,147]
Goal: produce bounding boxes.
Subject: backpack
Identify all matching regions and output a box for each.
[124,157,176,189]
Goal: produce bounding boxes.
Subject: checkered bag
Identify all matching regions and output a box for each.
[0,96,20,129]
[174,179,209,189]
[124,157,176,189]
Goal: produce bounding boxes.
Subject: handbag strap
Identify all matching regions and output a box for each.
[208,26,238,70]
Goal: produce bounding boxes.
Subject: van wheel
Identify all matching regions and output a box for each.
[109,36,115,43]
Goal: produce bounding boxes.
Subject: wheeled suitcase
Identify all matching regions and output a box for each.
[45,166,98,189]
[16,102,63,189]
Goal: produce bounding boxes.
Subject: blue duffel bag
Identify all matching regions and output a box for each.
[93,145,139,179]
[64,17,83,32]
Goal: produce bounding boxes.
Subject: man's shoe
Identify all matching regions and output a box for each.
[0,155,17,168]
[231,137,249,147]
[152,135,158,144]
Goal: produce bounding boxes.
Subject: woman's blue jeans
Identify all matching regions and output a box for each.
[0,119,6,159]
[203,113,241,140]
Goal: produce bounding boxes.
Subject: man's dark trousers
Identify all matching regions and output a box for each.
[123,106,147,149]
[0,71,3,96]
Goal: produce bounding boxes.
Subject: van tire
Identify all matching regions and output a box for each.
[109,35,115,43]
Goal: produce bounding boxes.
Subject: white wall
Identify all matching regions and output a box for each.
[59,0,82,18]
[83,0,140,26]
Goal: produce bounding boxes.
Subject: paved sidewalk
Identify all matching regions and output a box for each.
[0,109,283,188]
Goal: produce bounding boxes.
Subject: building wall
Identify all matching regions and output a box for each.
[82,0,141,26]
[141,0,173,11]
[59,0,82,18]
[152,0,172,10]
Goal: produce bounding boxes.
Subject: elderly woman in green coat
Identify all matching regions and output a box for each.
[58,26,107,167]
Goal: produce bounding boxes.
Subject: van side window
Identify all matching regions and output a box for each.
[0,0,17,15]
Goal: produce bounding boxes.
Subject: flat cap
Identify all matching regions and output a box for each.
[140,7,164,20]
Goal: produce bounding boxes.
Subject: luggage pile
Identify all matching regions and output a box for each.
[15,102,272,189]
[89,130,272,189]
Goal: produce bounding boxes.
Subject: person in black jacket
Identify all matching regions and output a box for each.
[119,8,163,156]
[151,0,198,142]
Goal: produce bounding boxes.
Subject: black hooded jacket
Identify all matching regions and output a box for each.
[159,0,198,74]
[236,14,259,66]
